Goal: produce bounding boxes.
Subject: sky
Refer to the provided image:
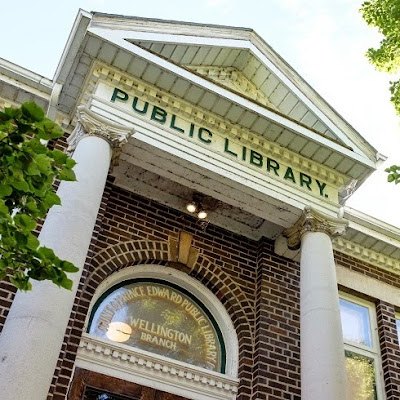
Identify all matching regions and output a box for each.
[2,0,400,227]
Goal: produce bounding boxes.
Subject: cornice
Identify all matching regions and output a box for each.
[77,61,347,189]
[276,230,400,276]
[333,237,400,275]
[77,334,238,400]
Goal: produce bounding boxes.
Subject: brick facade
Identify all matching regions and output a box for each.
[48,180,258,399]
[1,178,400,399]
[376,301,400,399]
[252,239,300,400]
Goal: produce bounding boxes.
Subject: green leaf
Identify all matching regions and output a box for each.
[0,131,8,141]
[11,180,30,192]
[34,119,63,140]
[58,275,73,290]
[2,235,17,247]
[43,192,61,207]
[4,107,20,119]
[26,233,40,250]
[0,200,9,215]
[51,149,68,165]
[26,138,47,154]
[14,214,36,231]
[10,276,31,291]
[25,200,38,213]
[43,119,63,138]
[15,232,28,246]
[38,246,56,261]
[60,260,79,273]
[26,160,41,176]
[0,185,12,198]
[33,154,52,174]
[0,102,78,291]
[65,158,77,169]
[21,102,44,122]
[59,167,76,181]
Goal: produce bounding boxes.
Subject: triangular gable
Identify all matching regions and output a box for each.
[128,38,366,151]
[55,12,382,198]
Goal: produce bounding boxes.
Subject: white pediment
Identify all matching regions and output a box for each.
[128,38,369,152]
[54,12,382,201]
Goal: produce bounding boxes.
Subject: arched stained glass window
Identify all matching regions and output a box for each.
[88,279,226,373]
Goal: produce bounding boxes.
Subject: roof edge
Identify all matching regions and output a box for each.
[53,9,92,84]
[0,57,52,93]
[91,12,253,32]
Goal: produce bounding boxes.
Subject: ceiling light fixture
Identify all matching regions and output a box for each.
[186,194,209,221]
[186,202,197,213]
[197,210,208,219]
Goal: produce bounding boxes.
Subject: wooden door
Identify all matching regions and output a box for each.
[68,368,188,400]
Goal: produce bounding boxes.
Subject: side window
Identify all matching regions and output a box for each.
[339,294,384,399]
[396,315,400,346]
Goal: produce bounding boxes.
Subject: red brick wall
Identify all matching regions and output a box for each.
[48,181,259,399]
[252,239,301,400]
[376,301,400,399]
[334,251,400,289]
[2,174,400,399]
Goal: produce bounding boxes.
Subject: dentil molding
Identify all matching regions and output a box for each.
[76,334,238,400]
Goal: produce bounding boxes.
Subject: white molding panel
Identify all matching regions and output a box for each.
[76,334,239,400]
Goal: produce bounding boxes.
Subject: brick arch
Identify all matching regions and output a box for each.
[86,239,254,344]
[86,239,255,397]
[52,238,254,400]
[89,240,170,279]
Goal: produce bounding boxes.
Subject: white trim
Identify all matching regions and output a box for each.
[76,334,238,400]
[337,266,400,308]
[345,207,400,246]
[0,72,51,101]
[339,292,386,400]
[84,265,239,378]
[87,69,347,188]
[92,101,339,211]
[0,57,52,92]
[87,26,376,169]
[53,9,92,83]
[87,20,377,160]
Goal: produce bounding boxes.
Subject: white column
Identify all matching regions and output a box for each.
[284,207,348,400]
[0,107,132,400]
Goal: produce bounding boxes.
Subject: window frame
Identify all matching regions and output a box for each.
[339,292,385,400]
[395,312,400,346]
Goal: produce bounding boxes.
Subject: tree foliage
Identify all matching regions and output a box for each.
[0,102,78,291]
[361,0,400,183]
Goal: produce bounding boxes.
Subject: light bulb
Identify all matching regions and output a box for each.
[186,202,197,213]
[197,210,208,219]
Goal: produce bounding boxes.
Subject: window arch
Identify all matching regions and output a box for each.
[84,265,239,377]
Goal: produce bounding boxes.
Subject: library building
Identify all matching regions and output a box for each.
[1,9,400,400]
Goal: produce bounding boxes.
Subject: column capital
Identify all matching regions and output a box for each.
[283,206,348,250]
[67,106,134,162]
